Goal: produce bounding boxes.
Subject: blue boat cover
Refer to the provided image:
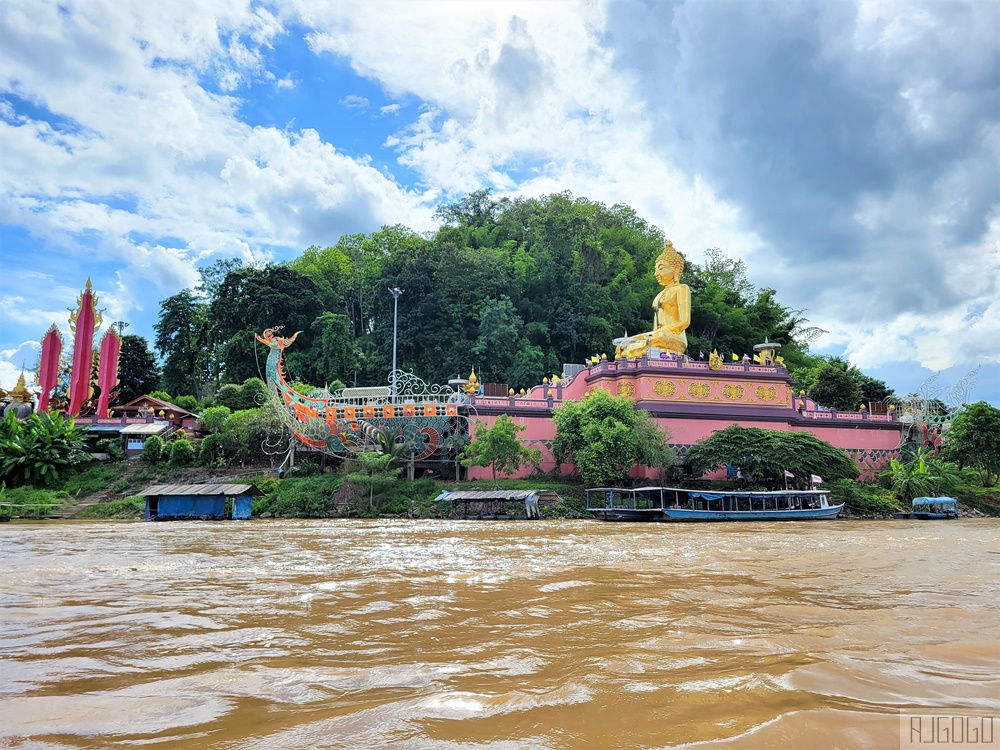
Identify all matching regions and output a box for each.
[912,497,958,506]
[688,492,726,501]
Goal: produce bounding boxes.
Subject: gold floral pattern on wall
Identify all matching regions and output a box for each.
[617,382,636,398]
[755,385,778,402]
[688,382,711,399]
[653,380,677,397]
[722,384,745,400]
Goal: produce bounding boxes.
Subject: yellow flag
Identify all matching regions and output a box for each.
[753,353,761,363]
[731,353,739,361]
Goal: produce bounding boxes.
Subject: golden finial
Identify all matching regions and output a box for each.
[519,388,526,395]
[543,376,549,384]
[508,388,515,395]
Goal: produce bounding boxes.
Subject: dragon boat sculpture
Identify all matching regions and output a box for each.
[256,327,469,460]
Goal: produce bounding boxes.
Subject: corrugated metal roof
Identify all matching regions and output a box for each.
[440,490,536,501]
[139,484,263,497]
[119,423,172,435]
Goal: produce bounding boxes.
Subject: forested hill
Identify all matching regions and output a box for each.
[152,191,891,408]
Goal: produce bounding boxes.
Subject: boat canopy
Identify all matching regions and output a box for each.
[912,497,958,507]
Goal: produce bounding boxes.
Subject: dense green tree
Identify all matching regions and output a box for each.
[147,191,899,408]
[309,312,360,387]
[214,384,242,412]
[552,389,672,486]
[809,363,864,411]
[154,291,209,399]
[198,405,231,434]
[684,425,859,486]
[945,401,1000,487]
[197,258,245,300]
[113,335,161,404]
[462,415,543,488]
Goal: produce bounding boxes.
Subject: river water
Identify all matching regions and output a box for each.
[1,519,998,749]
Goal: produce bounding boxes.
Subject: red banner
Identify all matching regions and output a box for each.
[96,329,122,417]
[68,283,99,416]
[37,324,62,413]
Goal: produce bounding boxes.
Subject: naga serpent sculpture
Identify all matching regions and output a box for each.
[256,326,466,460]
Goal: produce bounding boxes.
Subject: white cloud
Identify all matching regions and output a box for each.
[339,94,370,110]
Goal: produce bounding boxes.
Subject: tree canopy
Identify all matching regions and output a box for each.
[684,425,859,487]
[944,401,1000,487]
[134,190,895,404]
[552,389,673,486]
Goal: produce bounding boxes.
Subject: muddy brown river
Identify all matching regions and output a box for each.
[1,519,998,749]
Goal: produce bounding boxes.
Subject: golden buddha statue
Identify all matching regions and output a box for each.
[616,241,691,360]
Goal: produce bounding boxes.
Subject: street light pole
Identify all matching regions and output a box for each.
[389,287,404,403]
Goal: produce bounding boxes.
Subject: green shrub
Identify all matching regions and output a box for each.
[141,435,164,463]
[198,406,231,434]
[168,439,195,467]
[829,478,900,516]
[199,433,224,465]
[263,475,342,517]
[95,437,126,461]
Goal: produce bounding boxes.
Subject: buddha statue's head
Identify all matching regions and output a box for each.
[654,241,684,284]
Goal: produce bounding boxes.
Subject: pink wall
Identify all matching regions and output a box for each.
[466,357,901,483]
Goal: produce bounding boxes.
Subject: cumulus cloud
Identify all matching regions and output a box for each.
[1,0,997,403]
[0,0,435,299]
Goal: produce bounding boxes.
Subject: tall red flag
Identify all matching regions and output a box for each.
[67,279,103,416]
[96,328,122,418]
[37,324,63,413]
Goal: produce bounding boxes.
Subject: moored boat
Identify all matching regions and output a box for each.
[894,496,958,520]
[586,486,844,522]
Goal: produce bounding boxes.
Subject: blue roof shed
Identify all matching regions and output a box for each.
[140,484,262,521]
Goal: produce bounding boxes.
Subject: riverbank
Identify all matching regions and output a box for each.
[3,460,998,521]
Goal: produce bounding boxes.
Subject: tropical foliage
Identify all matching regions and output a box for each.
[0,411,89,487]
[880,447,961,503]
[684,425,859,487]
[552,389,673,487]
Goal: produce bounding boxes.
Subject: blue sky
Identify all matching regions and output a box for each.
[1,0,998,406]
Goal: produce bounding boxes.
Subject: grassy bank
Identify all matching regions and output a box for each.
[6,459,998,520]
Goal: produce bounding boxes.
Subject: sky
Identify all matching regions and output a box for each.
[1,0,998,407]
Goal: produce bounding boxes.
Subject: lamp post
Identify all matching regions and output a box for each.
[389,287,404,403]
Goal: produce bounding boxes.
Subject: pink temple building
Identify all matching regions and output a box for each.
[464,355,901,482]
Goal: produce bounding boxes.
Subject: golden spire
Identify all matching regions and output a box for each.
[9,367,31,403]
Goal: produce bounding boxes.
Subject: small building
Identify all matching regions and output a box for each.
[119,422,173,457]
[140,484,263,521]
[113,395,201,434]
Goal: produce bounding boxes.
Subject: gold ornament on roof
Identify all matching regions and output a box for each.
[461,368,480,395]
[709,349,723,371]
